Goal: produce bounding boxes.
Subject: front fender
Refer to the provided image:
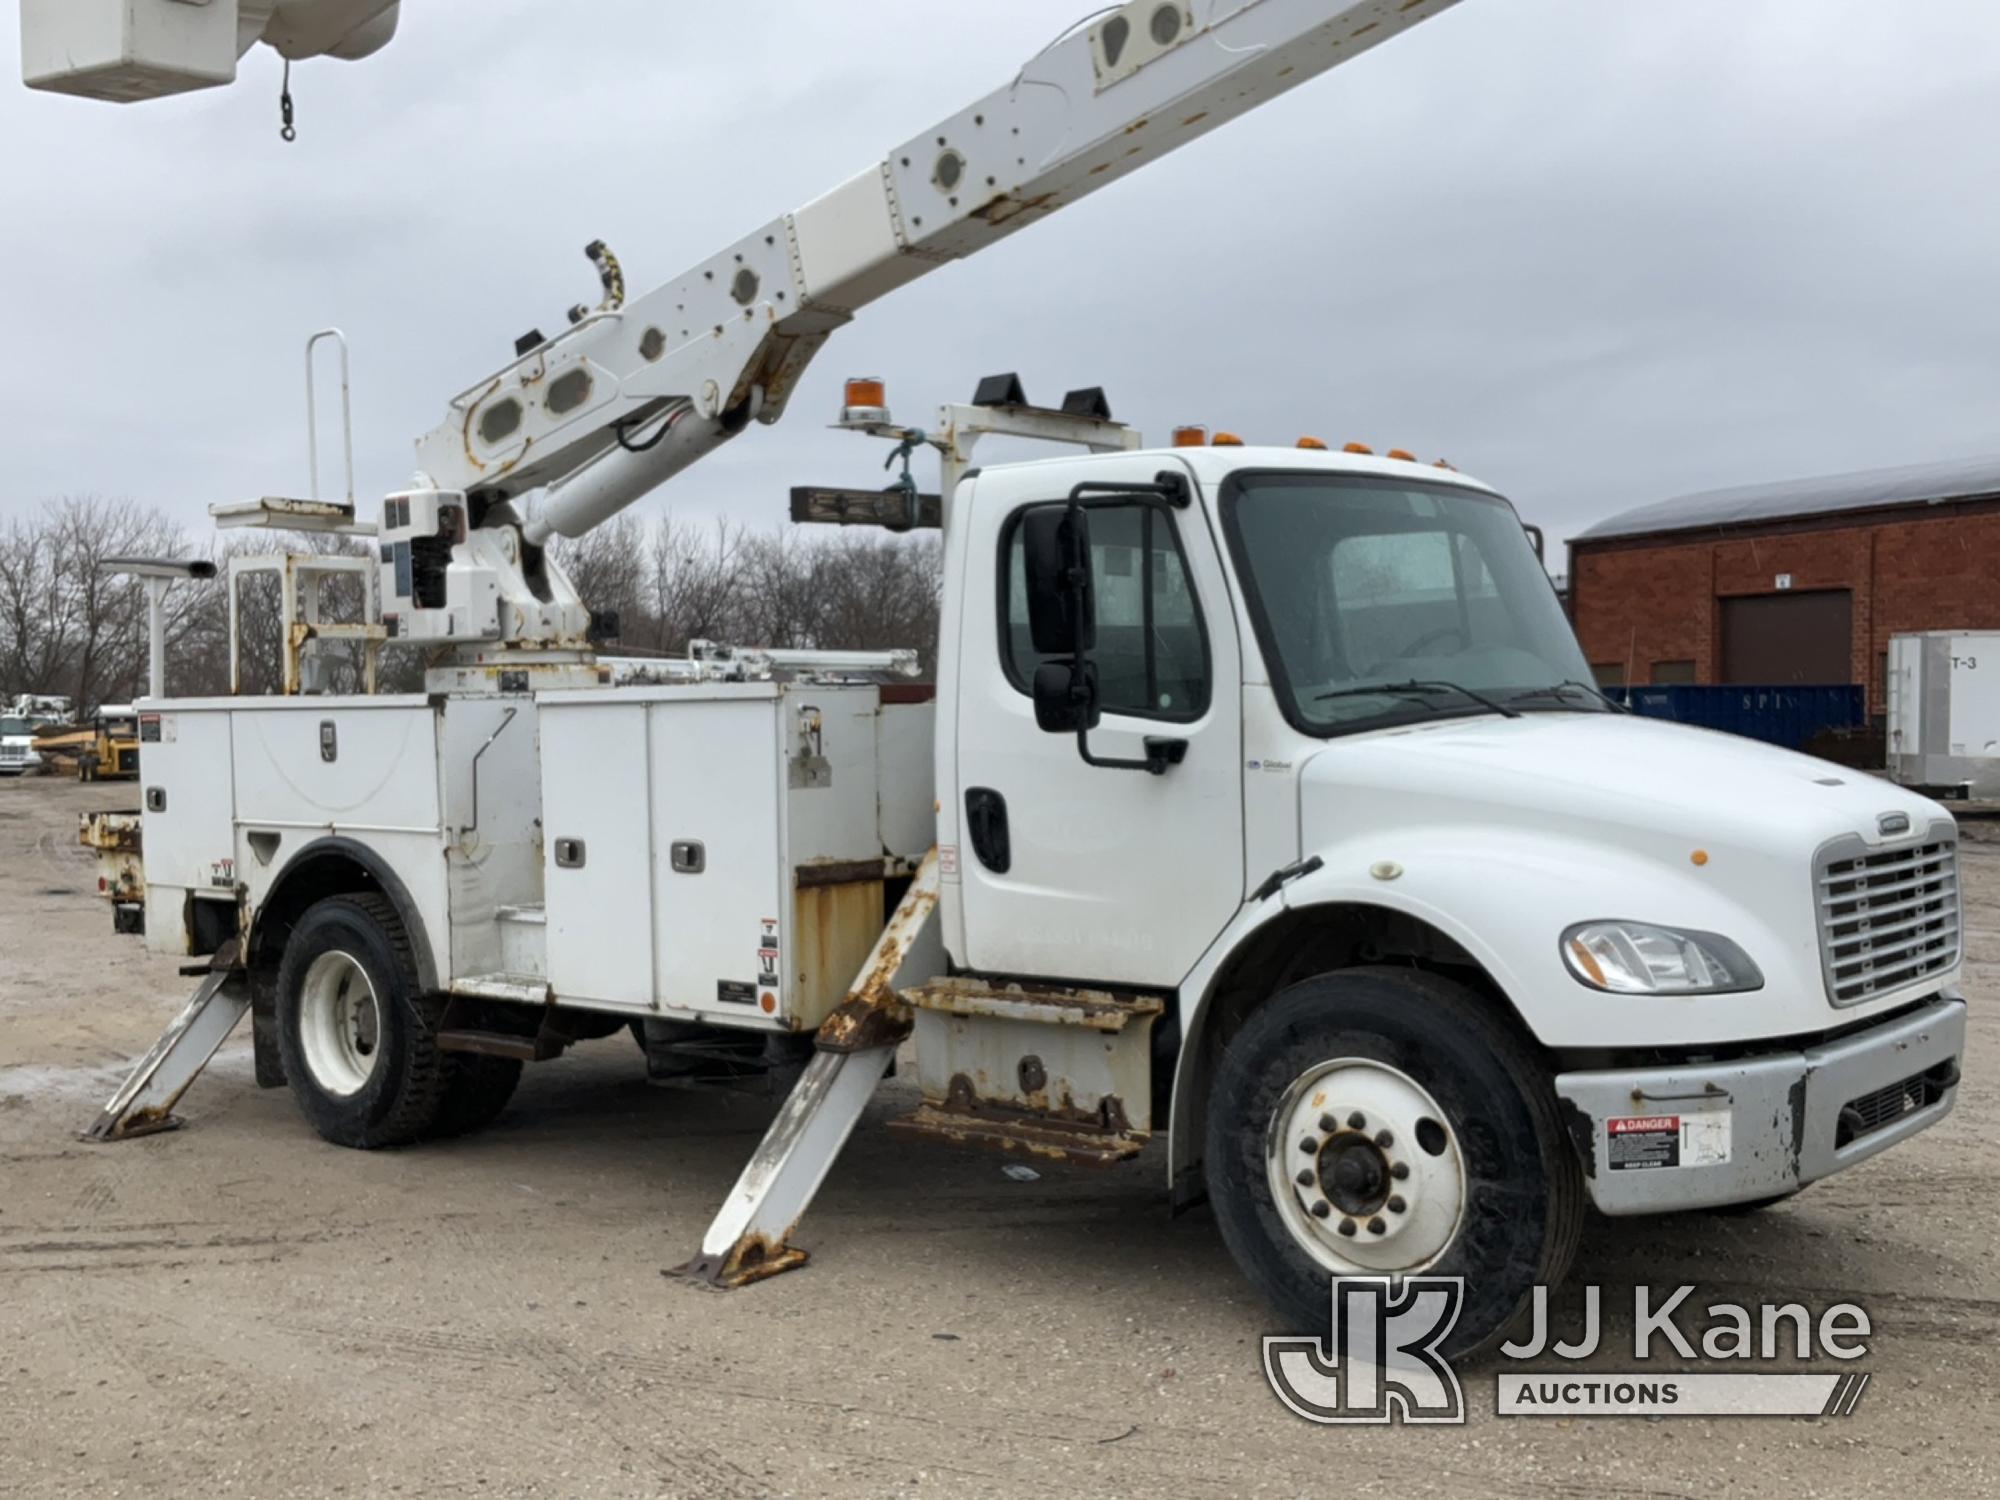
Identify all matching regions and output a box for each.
[1164,820,1878,1205]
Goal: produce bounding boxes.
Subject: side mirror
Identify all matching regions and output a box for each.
[1022,506,1094,655]
[1032,659,1100,734]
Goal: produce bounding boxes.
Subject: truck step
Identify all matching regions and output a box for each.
[436,1027,566,1062]
[893,977,1164,1164]
[886,1101,1146,1167]
[903,977,1163,1031]
[637,1021,812,1097]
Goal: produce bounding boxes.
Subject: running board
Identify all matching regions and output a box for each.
[83,940,251,1142]
[677,848,943,1288]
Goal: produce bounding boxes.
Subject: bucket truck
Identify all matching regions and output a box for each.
[35,0,1966,1359]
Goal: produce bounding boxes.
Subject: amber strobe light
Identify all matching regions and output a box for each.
[1172,424,1209,448]
[840,376,891,424]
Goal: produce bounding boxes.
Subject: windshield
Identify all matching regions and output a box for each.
[1222,472,1597,734]
[0,718,27,738]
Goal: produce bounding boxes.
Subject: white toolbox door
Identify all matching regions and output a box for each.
[541,702,654,1009]
[648,697,783,1019]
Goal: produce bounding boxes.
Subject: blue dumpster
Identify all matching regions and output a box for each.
[1609,684,1866,752]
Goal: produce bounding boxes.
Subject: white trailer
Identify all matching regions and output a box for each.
[1888,630,2000,800]
[41,0,1969,1359]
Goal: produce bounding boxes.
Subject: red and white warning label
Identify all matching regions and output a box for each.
[1607,1111,1732,1171]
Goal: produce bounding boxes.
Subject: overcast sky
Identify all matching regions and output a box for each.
[5,0,1999,554]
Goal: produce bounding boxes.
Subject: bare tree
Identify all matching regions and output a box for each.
[551,515,649,645]
[54,496,194,707]
[648,515,745,653]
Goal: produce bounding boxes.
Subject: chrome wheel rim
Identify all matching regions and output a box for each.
[1265,1057,1467,1276]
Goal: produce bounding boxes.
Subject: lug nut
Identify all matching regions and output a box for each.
[1310,1200,1332,1220]
[1391,1162,1410,1181]
[1347,1111,1367,1130]
[1386,1195,1407,1214]
[1296,1169,1316,1187]
[1299,1136,1319,1155]
[1319,1113,1339,1134]
[1337,1218,1357,1237]
[1374,1129,1394,1149]
[1367,1217,1387,1235]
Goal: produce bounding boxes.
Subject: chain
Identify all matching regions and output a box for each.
[280,59,297,143]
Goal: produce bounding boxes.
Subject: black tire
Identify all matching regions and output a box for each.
[276,893,451,1149]
[432,1054,524,1138]
[1206,967,1584,1360]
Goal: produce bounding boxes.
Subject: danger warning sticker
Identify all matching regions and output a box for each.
[1607,1111,1732,1171]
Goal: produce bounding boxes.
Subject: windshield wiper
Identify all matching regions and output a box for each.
[1504,680,1626,713]
[1314,680,1522,719]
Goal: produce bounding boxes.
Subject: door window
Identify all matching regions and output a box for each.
[1001,502,1210,721]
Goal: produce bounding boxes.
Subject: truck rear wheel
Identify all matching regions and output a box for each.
[1206,967,1583,1359]
[276,894,451,1149]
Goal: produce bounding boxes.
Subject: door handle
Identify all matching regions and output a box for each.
[964,787,1011,874]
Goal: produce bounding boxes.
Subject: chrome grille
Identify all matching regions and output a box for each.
[1815,825,1960,1007]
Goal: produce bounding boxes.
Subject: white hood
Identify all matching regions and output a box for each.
[1302,711,1940,855]
[1288,710,1957,1049]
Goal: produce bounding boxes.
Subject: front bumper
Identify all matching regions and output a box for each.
[1555,995,1966,1215]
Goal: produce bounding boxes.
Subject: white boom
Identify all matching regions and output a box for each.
[418,0,1463,547]
[20,0,1467,660]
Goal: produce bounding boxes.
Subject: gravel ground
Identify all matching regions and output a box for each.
[2,774,1996,1497]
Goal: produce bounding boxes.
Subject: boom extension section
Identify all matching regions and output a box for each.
[421,0,1462,551]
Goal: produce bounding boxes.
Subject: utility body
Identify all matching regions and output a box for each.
[37,0,1967,1355]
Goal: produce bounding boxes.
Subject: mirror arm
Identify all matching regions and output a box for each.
[1074,729,1187,777]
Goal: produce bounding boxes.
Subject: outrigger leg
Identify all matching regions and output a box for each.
[678,850,942,1286]
[83,940,251,1142]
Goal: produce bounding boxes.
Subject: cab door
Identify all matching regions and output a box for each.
[953,456,1243,988]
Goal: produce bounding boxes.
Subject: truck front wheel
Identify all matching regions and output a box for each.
[1206,967,1583,1359]
[276,894,452,1149]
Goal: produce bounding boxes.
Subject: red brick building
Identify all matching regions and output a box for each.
[1567,457,2000,716]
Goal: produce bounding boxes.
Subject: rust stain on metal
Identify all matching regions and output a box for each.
[79,811,142,855]
[887,1090,1143,1167]
[794,876,887,1031]
[902,976,1162,1032]
[1181,111,1209,127]
[1124,117,1150,135]
[972,190,1060,227]
[816,990,913,1053]
[1351,21,1380,37]
[673,1231,810,1288]
[810,850,939,1050]
[794,857,888,891]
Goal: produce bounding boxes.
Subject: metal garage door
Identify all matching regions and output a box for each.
[1720,590,1853,684]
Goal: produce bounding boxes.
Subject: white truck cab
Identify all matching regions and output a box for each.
[924,442,1963,1344]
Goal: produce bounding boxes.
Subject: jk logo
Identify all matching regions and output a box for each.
[1263,1277,1466,1424]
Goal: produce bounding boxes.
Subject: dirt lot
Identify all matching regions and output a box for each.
[2,775,1997,1497]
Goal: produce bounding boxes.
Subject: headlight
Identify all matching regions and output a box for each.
[1561,921,1763,995]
